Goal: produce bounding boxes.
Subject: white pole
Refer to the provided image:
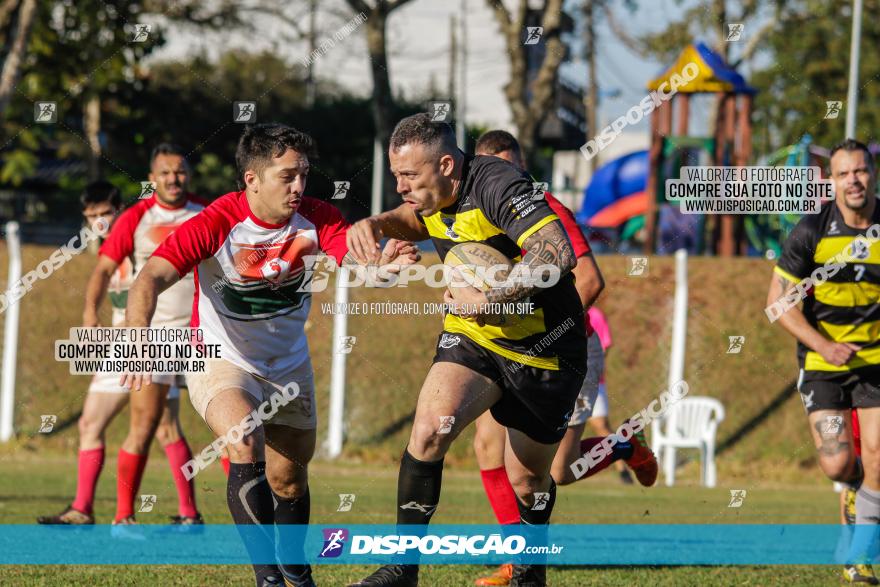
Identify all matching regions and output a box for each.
[371,138,383,216]
[326,266,350,459]
[845,0,863,139]
[1,221,22,442]
[668,249,688,389]
[653,249,687,462]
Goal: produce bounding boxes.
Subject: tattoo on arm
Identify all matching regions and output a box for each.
[485,221,576,304]
[777,275,791,292]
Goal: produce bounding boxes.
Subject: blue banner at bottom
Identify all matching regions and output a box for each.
[0,524,876,565]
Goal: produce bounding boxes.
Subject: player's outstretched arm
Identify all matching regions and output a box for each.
[572,253,604,308]
[346,203,429,264]
[766,272,859,366]
[82,255,119,327]
[484,219,576,305]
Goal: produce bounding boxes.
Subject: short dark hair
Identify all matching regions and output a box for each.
[235,123,317,180]
[830,138,875,171]
[390,113,457,156]
[79,180,121,210]
[150,143,187,167]
[475,130,522,158]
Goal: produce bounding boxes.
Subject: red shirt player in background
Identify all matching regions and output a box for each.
[469,131,658,586]
[101,144,207,529]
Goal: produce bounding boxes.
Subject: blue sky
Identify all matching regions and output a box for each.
[156,0,760,140]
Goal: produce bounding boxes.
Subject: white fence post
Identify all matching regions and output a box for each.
[1,221,22,442]
[652,250,688,461]
[325,267,350,458]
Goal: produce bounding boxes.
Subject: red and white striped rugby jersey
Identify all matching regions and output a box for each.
[100,193,208,326]
[152,191,349,378]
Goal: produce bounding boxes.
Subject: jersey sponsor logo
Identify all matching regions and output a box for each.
[399,501,437,515]
[260,257,290,286]
[828,220,840,235]
[557,410,572,431]
[231,233,318,287]
[438,333,461,349]
[799,389,815,410]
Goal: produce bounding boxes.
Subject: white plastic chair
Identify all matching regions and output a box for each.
[651,396,725,487]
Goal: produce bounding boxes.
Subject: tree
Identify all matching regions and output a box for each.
[0,1,242,198]
[751,0,880,152]
[485,0,566,161]
[0,0,37,119]
[344,0,415,150]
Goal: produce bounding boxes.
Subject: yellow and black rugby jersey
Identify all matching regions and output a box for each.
[776,200,880,373]
[419,155,586,370]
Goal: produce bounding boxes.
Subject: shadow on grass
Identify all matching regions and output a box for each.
[366,409,415,444]
[716,379,797,455]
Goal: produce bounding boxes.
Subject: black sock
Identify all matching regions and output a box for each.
[516,480,555,571]
[273,487,310,579]
[517,479,557,526]
[397,450,444,525]
[227,462,278,585]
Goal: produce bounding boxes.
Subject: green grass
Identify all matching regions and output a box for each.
[0,245,851,584]
[0,245,818,481]
[0,454,850,586]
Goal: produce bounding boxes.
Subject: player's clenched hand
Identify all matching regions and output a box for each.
[346,217,384,264]
[444,279,488,326]
[818,341,861,366]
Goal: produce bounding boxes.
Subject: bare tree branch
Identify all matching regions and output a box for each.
[527,0,565,125]
[601,3,650,58]
[487,0,565,157]
[0,0,36,117]
[0,0,19,33]
[732,16,777,68]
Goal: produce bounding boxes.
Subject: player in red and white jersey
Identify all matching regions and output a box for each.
[38,155,205,527]
[100,144,206,528]
[122,124,418,587]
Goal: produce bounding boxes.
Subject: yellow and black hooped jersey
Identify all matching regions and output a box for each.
[420,155,586,370]
[775,200,880,373]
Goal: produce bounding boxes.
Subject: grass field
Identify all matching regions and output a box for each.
[0,453,850,586]
[0,245,852,584]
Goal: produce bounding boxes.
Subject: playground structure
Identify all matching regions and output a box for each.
[744,135,829,259]
[575,150,648,248]
[642,42,757,256]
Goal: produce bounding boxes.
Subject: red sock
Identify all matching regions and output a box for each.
[573,437,617,480]
[164,439,198,518]
[116,449,148,521]
[72,447,105,515]
[220,455,230,476]
[480,467,521,525]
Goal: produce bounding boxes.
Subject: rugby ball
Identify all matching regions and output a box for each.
[445,242,513,326]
